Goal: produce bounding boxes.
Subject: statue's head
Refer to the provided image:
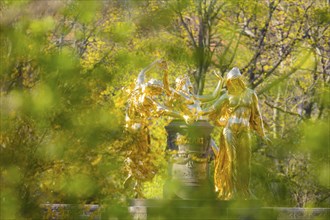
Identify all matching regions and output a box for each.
[144,79,163,95]
[225,67,246,90]
[226,67,241,80]
[175,75,193,93]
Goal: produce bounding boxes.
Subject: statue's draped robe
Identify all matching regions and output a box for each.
[213,89,265,200]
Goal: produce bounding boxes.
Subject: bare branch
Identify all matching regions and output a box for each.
[265,100,304,119]
[242,1,278,77]
[258,49,312,94]
[176,10,197,48]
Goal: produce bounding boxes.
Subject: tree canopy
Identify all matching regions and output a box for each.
[0,0,329,219]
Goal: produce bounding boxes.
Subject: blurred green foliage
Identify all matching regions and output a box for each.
[0,0,329,219]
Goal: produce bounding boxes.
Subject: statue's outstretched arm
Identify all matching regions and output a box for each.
[150,98,182,119]
[169,89,194,104]
[136,59,162,86]
[196,80,224,102]
[162,63,171,96]
[152,98,196,124]
[201,94,228,115]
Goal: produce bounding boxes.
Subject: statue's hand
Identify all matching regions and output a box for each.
[193,93,202,101]
[199,110,210,116]
[183,115,194,124]
[158,59,167,69]
[156,105,166,116]
[199,105,215,116]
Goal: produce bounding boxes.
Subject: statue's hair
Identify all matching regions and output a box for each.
[226,67,241,80]
[175,75,193,91]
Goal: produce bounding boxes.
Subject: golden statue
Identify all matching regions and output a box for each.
[124,60,201,197]
[125,62,269,199]
[199,67,270,200]
[162,74,202,124]
[124,60,166,197]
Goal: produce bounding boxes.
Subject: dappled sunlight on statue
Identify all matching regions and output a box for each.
[125,61,270,200]
[198,67,270,200]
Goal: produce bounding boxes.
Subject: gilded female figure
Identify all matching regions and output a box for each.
[124,60,199,196]
[200,67,269,200]
[124,60,166,197]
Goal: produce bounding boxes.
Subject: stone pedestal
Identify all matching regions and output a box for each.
[163,120,215,200]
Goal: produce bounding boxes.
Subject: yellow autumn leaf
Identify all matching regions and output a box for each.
[91,154,102,166]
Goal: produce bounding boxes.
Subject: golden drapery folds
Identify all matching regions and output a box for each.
[125,63,269,199]
[199,67,268,200]
[124,60,201,197]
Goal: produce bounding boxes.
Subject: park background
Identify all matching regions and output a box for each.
[0,0,329,219]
